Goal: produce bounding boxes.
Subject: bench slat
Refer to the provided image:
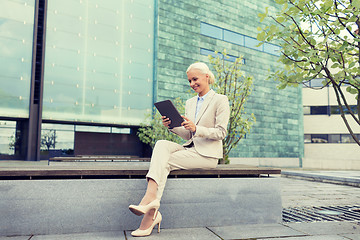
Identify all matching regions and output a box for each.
[0,164,280,178]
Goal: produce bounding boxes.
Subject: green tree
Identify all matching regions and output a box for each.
[257,0,360,145]
[137,50,255,164]
[209,51,256,163]
[137,98,186,149]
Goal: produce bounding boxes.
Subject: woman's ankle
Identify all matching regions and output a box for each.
[140,194,157,205]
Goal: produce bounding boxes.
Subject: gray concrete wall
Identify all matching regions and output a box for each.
[0,177,281,236]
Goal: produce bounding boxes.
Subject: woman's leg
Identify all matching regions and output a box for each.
[139,178,157,206]
[138,145,217,230]
[145,140,185,201]
[137,140,184,230]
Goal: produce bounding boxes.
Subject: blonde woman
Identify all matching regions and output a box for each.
[129,62,230,237]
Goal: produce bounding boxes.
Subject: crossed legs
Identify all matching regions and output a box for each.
[134,140,217,230]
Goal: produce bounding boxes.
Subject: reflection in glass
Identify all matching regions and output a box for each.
[41,123,75,157]
[310,106,328,115]
[200,22,223,39]
[311,134,328,143]
[0,121,17,155]
[0,0,34,117]
[341,134,355,143]
[224,30,244,45]
[43,0,154,125]
[328,134,340,143]
[244,36,263,51]
[303,106,310,115]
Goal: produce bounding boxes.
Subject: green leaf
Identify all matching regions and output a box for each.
[346,86,358,94]
[276,16,285,23]
[257,31,266,41]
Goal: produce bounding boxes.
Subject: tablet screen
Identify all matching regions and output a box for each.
[154,100,184,128]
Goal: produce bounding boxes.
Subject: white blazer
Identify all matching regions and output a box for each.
[171,89,230,159]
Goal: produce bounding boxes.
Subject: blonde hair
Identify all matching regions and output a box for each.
[186,62,215,84]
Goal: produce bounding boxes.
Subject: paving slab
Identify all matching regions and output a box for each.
[125,227,219,240]
[285,222,360,235]
[342,233,360,239]
[263,235,349,240]
[31,231,125,240]
[208,223,305,239]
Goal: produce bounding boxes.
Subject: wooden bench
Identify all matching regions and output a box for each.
[48,155,151,165]
[0,163,280,180]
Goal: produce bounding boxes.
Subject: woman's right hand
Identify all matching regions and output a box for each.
[161,116,171,128]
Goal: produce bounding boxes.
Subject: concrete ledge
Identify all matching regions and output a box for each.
[0,177,281,236]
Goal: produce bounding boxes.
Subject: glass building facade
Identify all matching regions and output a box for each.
[0,0,304,162]
[43,0,154,125]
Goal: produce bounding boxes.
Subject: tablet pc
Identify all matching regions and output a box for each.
[154,100,184,129]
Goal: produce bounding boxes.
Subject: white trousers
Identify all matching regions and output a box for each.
[146,140,218,200]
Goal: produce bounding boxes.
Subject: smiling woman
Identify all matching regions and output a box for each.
[186,62,214,97]
[128,62,230,237]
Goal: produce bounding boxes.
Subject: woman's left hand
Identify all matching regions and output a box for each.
[181,116,196,133]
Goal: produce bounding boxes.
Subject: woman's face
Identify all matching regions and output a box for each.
[187,68,210,97]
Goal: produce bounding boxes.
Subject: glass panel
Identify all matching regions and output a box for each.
[224,30,244,46]
[0,121,17,155]
[75,125,111,133]
[311,134,328,143]
[41,123,75,157]
[311,106,328,115]
[0,0,34,118]
[264,42,281,56]
[309,78,325,87]
[341,134,356,143]
[328,134,341,143]
[200,48,243,63]
[200,22,222,39]
[244,36,263,51]
[304,134,311,143]
[111,127,131,134]
[43,0,154,125]
[303,106,311,115]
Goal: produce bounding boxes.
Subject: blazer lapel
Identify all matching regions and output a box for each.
[195,90,215,124]
[187,96,197,122]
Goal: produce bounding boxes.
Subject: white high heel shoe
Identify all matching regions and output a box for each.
[131,211,162,237]
[129,199,160,219]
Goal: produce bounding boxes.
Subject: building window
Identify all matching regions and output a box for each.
[305,134,360,143]
[303,106,311,115]
[200,22,281,56]
[43,0,155,126]
[328,134,341,143]
[311,106,328,115]
[224,29,244,45]
[311,134,328,143]
[303,78,326,88]
[304,105,358,115]
[341,134,356,143]
[200,22,223,39]
[200,48,244,63]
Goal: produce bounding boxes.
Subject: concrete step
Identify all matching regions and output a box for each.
[0,177,281,237]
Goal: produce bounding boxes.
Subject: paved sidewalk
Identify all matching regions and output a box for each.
[1,221,359,240]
